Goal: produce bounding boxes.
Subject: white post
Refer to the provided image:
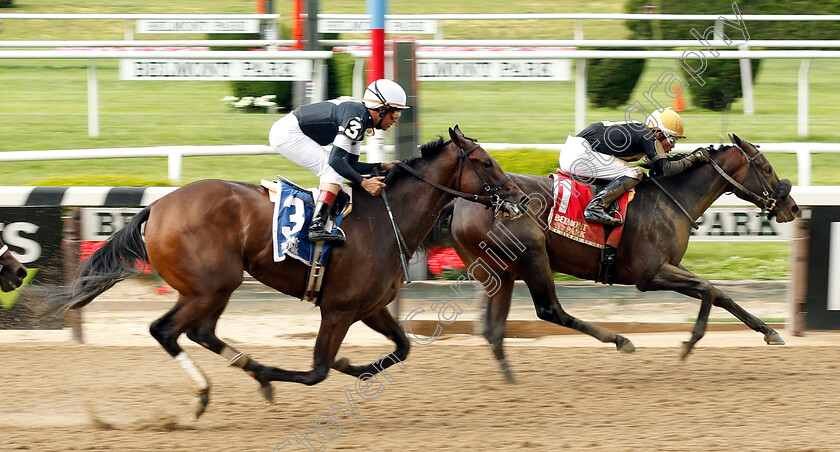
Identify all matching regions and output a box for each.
[739,43,754,115]
[124,20,134,40]
[798,59,811,138]
[312,59,326,102]
[575,58,586,133]
[168,149,182,184]
[87,59,99,138]
[352,56,365,100]
[574,19,584,40]
[796,147,811,187]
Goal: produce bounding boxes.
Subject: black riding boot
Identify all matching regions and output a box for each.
[583,176,640,226]
[308,201,345,244]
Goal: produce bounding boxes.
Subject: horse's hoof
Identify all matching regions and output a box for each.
[679,341,693,361]
[258,384,274,404]
[502,369,517,385]
[616,336,636,354]
[192,390,209,421]
[333,357,350,372]
[765,331,785,345]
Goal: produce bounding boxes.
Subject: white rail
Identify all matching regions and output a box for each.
[0,143,837,186]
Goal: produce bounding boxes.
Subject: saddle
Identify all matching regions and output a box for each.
[548,171,635,284]
[264,177,351,304]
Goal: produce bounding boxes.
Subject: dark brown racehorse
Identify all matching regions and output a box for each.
[435,135,798,383]
[0,237,28,292]
[57,126,527,419]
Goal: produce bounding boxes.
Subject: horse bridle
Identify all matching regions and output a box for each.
[393,139,511,215]
[708,143,791,218]
[652,143,791,229]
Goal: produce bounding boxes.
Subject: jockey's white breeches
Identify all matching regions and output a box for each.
[269,114,344,185]
[558,136,644,183]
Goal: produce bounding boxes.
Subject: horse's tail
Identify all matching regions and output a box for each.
[57,206,152,312]
[424,202,455,249]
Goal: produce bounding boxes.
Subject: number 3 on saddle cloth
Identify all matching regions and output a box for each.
[269,179,351,266]
[548,171,634,250]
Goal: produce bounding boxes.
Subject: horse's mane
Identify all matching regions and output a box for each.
[386,136,451,182]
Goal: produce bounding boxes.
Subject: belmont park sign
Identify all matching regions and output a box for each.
[119,59,312,81]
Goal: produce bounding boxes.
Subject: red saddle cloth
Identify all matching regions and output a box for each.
[548,171,633,249]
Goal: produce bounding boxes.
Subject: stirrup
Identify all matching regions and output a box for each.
[584,205,622,226]
[308,228,346,244]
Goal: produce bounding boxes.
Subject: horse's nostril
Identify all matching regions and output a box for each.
[16,267,27,280]
[792,205,800,214]
[520,196,532,208]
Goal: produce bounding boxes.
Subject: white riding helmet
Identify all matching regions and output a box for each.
[363,79,410,110]
[645,107,686,138]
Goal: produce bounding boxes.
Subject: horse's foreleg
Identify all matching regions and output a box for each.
[332,307,409,381]
[482,271,517,384]
[646,263,716,360]
[262,311,353,386]
[676,264,784,346]
[186,314,276,404]
[149,302,212,420]
[523,257,635,353]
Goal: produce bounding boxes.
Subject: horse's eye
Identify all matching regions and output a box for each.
[483,160,493,169]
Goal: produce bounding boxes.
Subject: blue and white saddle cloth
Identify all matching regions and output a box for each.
[270,180,346,266]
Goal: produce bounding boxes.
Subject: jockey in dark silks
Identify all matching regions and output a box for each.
[269,79,410,243]
[558,107,710,226]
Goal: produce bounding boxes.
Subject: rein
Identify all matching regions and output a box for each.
[649,178,700,230]
[709,143,784,216]
[392,141,511,213]
[651,143,789,229]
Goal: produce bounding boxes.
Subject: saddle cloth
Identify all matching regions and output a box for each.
[547,171,633,249]
[265,179,350,266]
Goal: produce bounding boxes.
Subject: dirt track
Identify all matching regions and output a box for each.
[2,280,838,451]
[3,338,840,451]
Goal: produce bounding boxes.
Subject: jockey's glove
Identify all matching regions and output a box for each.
[686,148,711,164]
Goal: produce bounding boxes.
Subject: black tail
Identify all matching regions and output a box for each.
[59,206,151,312]
[423,202,456,249]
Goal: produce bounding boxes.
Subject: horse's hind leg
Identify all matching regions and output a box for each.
[675,264,784,346]
[482,271,517,384]
[186,310,276,403]
[332,307,409,381]
[149,298,215,420]
[522,254,635,353]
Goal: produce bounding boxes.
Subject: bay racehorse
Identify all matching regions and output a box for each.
[57,126,527,418]
[435,134,798,383]
[0,237,28,292]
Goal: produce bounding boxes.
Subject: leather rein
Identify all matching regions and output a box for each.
[654,143,790,229]
[389,140,511,214]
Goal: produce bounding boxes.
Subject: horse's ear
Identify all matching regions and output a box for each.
[448,126,462,144]
[729,133,742,146]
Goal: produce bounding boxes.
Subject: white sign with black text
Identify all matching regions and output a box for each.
[136,20,260,34]
[119,59,312,81]
[81,208,143,242]
[689,208,792,242]
[417,59,571,81]
[318,19,436,34]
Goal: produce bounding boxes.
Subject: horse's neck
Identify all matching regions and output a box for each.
[387,160,457,251]
[655,159,732,221]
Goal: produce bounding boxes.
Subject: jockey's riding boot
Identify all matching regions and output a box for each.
[308,201,345,244]
[584,176,640,226]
